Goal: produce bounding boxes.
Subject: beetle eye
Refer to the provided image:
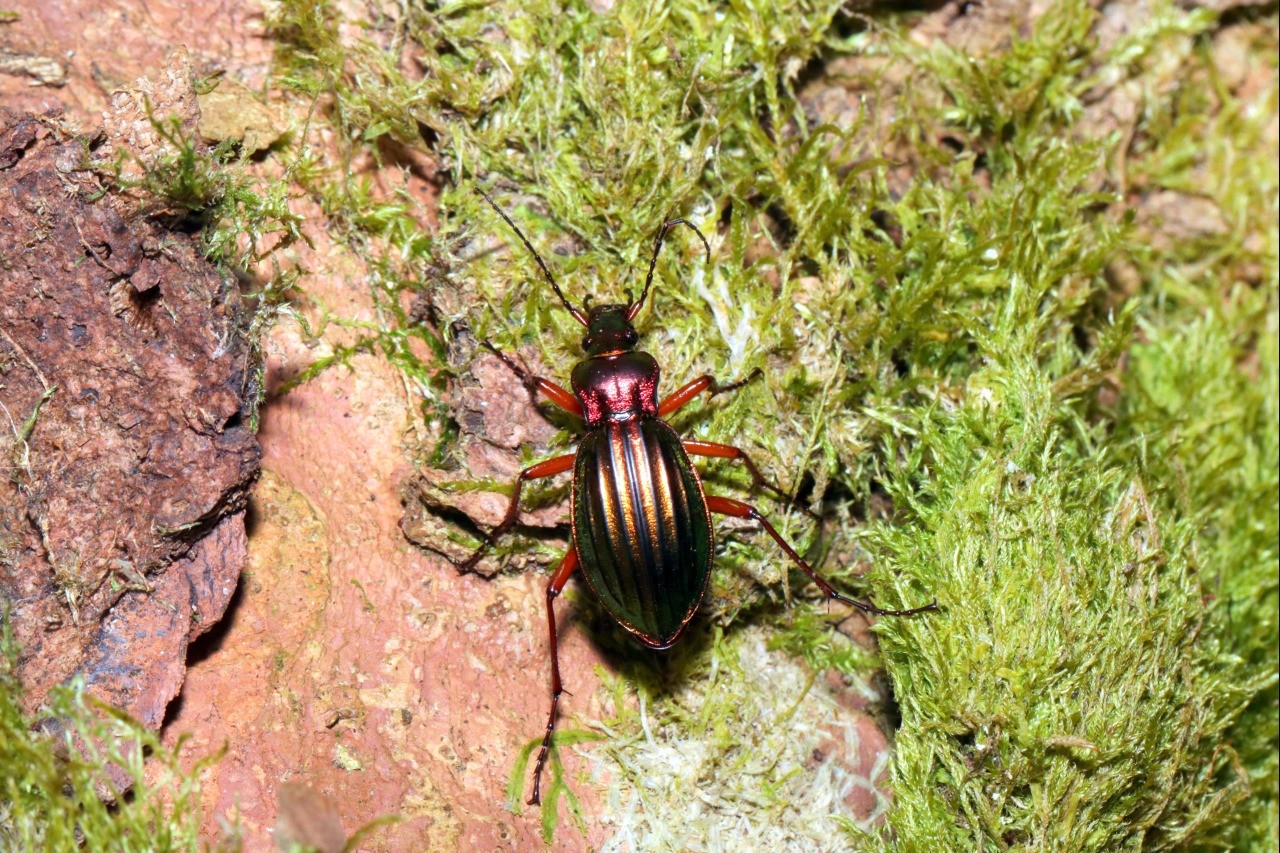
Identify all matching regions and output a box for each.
[582,336,593,351]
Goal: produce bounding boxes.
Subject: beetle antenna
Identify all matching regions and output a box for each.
[629,218,712,321]
[476,187,588,327]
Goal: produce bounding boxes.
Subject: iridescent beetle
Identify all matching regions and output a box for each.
[461,189,936,805]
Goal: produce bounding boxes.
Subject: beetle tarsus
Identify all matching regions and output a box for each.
[707,367,763,399]
[479,338,527,378]
[827,589,940,617]
[658,369,762,419]
[528,684,563,806]
[683,437,822,523]
[530,548,579,806]
[455,533,500,573]
[476,338,586,418]
[476,338,541,404]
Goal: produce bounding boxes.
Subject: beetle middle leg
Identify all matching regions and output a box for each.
[456,453,575,571]
[705,495,937,616]
[529,546,579,806]
[684,439,820,521]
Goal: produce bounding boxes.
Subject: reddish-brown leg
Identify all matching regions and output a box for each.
[683,439,820,521]
[529,546,580,805]
[705,495,937,616]
[457,454,576,571]
[479,340,584,418]
[657,368,763,418]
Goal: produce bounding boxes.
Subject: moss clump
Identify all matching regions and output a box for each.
[270,0,1277,846]
[572,625,896,846]
[0,616,215,850]
[868,356,1273,847]
[863,8,1277,848]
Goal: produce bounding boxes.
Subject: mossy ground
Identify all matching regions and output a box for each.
[264,0,1277,847]
[1,0,1275,848]
[0,619,217,850]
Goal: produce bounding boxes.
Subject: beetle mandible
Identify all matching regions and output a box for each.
[461,188,937,806]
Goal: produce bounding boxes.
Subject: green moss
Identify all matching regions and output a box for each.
[0,615,214,850]
[555,624,899,846]
[4,384,55,482]
[267,0,1276,846]
[866,364,1269,848]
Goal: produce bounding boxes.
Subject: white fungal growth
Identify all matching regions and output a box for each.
[694,265,756,367]
[583,627,889,851]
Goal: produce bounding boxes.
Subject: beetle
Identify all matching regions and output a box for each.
[460,188,937,806]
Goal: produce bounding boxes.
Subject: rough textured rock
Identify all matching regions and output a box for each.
[196,77,282,154]
[0,94,259,727]
[2,4,607,848]
[0,0,273,117]
[166,293,613,850]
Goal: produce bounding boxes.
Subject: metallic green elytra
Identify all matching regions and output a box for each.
[573,416,712,649]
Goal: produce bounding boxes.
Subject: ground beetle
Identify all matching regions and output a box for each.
[461,188,937,805]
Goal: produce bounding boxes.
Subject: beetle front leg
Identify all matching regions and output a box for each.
[529,546,579,806]
[683,439,820,521]
[705,495,937,616]
[478,339,584,418]
[657,368,763,418]
[456,453,576,572]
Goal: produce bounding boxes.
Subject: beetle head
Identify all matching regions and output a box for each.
[582,304,639,356]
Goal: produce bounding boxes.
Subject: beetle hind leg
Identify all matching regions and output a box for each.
[705,495,936,617]
[529,547,580,806]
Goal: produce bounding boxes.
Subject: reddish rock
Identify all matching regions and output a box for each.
[810,712,893,823]
[0,91,258,727]
[0,0,274,118]
[162,186,611,848]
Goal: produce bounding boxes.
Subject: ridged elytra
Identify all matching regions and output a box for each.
[459,188,937,806]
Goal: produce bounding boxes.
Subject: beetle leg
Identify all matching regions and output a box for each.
[529,546,579,806]
[683,440,821,522]
[477,339,585,418]
[657,368,763,418]
[456,453,576,572]
[705,495,937,617]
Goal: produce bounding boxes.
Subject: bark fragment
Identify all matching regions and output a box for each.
[400,331,568,577]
